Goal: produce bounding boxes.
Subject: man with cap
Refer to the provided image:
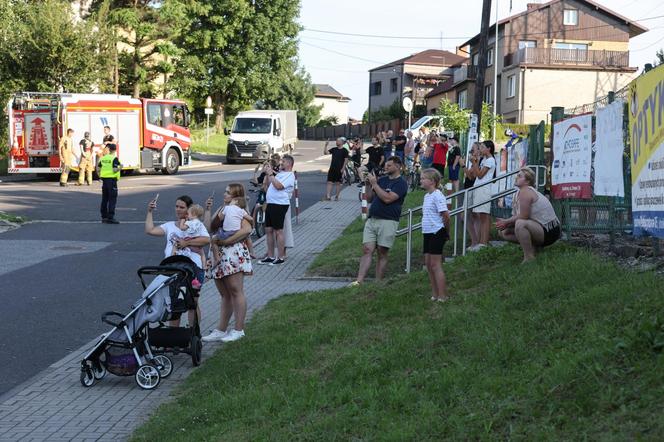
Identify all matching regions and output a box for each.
[96,143,122,224]
[77,131,95,186]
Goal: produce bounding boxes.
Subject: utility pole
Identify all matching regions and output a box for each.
[473,0,493,136]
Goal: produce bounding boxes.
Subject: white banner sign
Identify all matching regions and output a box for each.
[594,100,625,197]
[552,113,592,199]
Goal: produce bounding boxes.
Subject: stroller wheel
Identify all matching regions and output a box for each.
[93,362,107,380]
[153,355,173,378]
[191,335,202,366]
[135,364,161,390]
[80,368,95,388]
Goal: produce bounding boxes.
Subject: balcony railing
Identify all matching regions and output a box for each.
[452,65,477,84]
[504,47,629,68]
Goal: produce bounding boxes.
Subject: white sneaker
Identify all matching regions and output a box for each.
[221,329,245,342]
[202,329,227,342]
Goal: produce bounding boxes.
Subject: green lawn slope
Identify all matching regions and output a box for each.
[132,242,664,440]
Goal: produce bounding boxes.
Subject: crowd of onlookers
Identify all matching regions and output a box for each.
[341,126,561,302]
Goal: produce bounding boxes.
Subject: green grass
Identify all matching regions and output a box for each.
[132,244,664,440]
[308,189,460,278]
[0,211,26,223]
[190,128,227,155]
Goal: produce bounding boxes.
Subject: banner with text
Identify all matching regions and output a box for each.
[594,99,625,197]
[552,113,592,199]
[629,65,664,238]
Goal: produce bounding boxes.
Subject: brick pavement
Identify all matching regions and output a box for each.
[0,186,361,441]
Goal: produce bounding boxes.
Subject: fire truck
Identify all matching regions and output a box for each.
[6,92,192,175]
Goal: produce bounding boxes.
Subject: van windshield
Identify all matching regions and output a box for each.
[232,117,271,134]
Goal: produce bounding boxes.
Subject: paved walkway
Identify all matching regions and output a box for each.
[0,186,361,441]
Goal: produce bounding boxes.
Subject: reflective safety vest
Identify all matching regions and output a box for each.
[99,154,120,179]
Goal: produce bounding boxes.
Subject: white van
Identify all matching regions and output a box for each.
[225,110,297,163]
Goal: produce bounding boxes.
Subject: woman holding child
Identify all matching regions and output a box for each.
[202,183,253,343]
[145,195,210,325]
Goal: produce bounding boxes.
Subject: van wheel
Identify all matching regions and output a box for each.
[162,148,179,175]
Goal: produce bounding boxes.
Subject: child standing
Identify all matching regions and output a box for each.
[420,168,451,302]
[211,194,255,266]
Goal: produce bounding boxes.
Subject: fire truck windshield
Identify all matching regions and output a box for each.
[232,118,272,134]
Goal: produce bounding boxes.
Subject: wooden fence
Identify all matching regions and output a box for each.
[298,118,406,140]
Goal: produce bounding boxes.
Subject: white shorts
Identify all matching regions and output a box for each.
[471,185,492,214]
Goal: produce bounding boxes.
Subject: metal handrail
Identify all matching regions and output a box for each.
[398,165,547,273]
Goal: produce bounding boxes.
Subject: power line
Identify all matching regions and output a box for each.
[300,35,436,50]
[631,33,664,52]
[302,14,664,41]
[299,41,386,64]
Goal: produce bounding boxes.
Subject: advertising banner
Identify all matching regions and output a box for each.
[629,65,664,238]
[552,113,592,199]
[594,100,625,197]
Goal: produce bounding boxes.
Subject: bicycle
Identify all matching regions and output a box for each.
[407,156,422,191]
[248,181,266,238]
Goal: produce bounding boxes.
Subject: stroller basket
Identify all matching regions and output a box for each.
[105,348,138,376]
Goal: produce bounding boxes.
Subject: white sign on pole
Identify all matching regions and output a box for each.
[205,96,212,108]
[204,108,214,115]
[594,100,625,197]
[402,97,413,112]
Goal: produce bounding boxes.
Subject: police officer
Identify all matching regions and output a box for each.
[96,143,122,224]
[58,128,75,187]
[77,131,94,186]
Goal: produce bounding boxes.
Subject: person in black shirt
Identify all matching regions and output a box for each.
[324,137,349,201]
[383,129,394,161]
[101,125,115,156]
[447,136,462,191]
[393,129,407,162]
[365,137,384,174]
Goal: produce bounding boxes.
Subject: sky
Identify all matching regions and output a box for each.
[298,0,664,120]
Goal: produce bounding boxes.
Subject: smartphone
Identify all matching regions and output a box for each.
[154,193,159,203]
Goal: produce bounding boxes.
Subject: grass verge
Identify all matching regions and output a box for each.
[0,211,26,223]
[190,128,227,155]
[132,244,664,440]
[308,189,460,278]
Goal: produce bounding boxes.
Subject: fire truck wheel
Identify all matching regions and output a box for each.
[162,148,180,175]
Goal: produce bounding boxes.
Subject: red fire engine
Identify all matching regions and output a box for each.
[6,92,192,175]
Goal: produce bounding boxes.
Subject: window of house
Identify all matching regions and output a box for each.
[472,53,479,66]
[563,9,578,25]
[390,78,398,93]
[487,47,494,66]
[507,75,516,98]
[553,42,588,51]
[519,40,537,49]
[371,81,382,96]
[458,89,467,108]
[484,84,493,104]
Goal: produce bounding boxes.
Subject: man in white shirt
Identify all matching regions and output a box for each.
[259,154,295,265]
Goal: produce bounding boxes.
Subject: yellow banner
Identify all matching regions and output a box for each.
[629,64,664,183]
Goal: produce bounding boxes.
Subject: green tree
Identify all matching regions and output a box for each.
[481,102,502,140]
[435,99,469,134]
[258,65,322,128]
[173,0,301,131]
[90,0,188,98]
[655,49,664,66]
[366,98,406,122]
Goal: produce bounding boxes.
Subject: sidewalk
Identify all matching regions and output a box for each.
[0,186,361,441]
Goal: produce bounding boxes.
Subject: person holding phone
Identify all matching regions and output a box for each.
[350,156,408,286]
[145,194,210,326]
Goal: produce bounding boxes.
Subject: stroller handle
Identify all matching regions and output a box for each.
[101,311,125,328]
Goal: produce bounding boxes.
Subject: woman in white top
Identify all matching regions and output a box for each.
[203,184,253,343]
[469,140,496,248]
[145,195,210,326]
[496,167,561,263]
[420,168,451,302]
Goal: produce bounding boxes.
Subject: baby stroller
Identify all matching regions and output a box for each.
[79,256,202,390]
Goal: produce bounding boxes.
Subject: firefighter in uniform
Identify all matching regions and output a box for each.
[96,144,122,224]
[58,128,75,187]
[77,131,95,186]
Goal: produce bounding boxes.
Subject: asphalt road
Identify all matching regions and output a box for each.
[0,141,335,397]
